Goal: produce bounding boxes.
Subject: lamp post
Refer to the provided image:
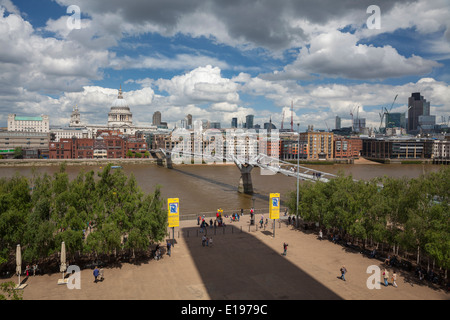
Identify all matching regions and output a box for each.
[296,123,300,228]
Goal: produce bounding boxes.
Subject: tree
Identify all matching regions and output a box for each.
[0,281,23,300]
[13,147,23,159]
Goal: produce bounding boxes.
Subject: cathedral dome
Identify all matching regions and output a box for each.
[108,86,133,127]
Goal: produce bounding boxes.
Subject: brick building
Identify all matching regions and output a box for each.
[334,137,362,159]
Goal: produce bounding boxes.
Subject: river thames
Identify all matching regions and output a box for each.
[0,162,443,216]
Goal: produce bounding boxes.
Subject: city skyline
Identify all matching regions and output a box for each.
[0,0,449,131]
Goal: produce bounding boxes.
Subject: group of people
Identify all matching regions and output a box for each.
[337,265,398,288]
[25,264,38,277]
[201,235,213,247]
[93,266,104,283]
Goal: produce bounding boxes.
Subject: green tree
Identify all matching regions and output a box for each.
[0,281,23,300]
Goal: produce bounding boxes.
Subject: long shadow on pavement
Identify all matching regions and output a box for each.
[181,224,342,300]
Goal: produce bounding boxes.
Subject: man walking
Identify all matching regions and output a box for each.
[93,266,99,283]
[282,242,288,256]
[383,269,389,287]
[392,270,398,288]
[167,241,172,257]
[339,265,347,281]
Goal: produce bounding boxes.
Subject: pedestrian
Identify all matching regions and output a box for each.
[383,269,389,287]
[339,265,347,281]
[202,235,206,247]
[319,229,323,241]
[241,208,244,216]
[206,237,209,247]
[167,241,172,257]
[197,215,200,225]
[210,218,213,228]
[288,216,291,225]
[26,265,29,277]
[282,242,288,256]
[33,264,37,276]
[392,270,398,288]
[93,266,99,283]
[209,237,213,247]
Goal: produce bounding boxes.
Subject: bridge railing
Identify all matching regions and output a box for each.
[179,207,290,222]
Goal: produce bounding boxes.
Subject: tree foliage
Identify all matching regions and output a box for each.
[0,164,167,267]
[288,166,450,269]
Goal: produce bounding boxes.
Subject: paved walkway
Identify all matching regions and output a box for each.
[3,215,448,300]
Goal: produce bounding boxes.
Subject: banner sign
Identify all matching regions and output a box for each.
[168,198,179,227]
[269,193,280,220]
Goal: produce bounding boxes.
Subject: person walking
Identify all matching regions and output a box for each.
[202,235,206,247]
[319,229,323,241]
[209,237,213,247]
[282,242,288,256]
[167,241,172,257]
[93,266,99,283]
[383,269,389,287]
[339,265,347,281]
[392,270,398,288]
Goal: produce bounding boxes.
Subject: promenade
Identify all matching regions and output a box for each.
[4,214,448,300]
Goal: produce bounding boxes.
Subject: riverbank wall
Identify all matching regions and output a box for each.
[0,158,158,167]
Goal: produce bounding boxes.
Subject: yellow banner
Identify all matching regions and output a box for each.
[269,193,280,220]
[168,198,179,227]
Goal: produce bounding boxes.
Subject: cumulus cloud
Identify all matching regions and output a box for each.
[265,30,441,80]
[0,8,110,94]
[155,65,240,106]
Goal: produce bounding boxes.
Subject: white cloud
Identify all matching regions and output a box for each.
[267,30,441,80]
[0,8,110,94]
[155,65,240,105]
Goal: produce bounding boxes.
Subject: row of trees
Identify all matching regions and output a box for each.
[0,163,168,268]
[286,166,449,271]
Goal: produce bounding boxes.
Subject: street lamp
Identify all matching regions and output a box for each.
[296,123,300,228]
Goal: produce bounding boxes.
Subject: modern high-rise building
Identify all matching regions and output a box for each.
[353,118,366,133]
[187,114,192,127]
[152,111,162,126]
[245,115,254,129]
[210,122,221,129]
[335,116,341,130]
[408,92,430,133]
[231,117,238,128]
[386,112,406,128]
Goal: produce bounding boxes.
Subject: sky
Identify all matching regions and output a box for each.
[0,0,449,131]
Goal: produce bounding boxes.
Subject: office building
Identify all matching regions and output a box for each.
[231,117,238,128]
[408,92,430,133]
[245,115,254,129]
[8,114,50,133]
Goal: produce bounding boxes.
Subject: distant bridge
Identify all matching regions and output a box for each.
[150,148,338,194]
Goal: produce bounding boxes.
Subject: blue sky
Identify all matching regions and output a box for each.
[0,0,449,131]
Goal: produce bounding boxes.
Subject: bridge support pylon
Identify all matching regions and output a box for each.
[237,163,254,194]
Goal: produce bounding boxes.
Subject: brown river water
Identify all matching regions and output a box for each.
[0,162,443,217]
